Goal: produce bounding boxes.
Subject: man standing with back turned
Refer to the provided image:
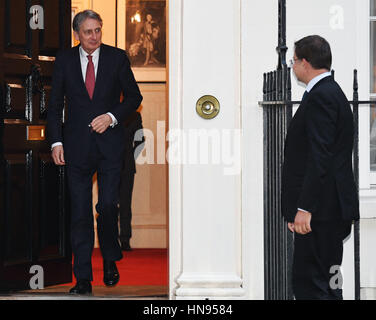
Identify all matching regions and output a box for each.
[281,35,359,300]
[47,10,143,295]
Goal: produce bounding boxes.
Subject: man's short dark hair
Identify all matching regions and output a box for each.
[294,35,332,70]
[73,10,103,33]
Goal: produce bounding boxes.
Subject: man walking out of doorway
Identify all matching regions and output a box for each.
[47,10,142,295]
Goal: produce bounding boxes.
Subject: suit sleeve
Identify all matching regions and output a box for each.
[46,52,65,145]
[296,93,338,214]
[110,53,143,123]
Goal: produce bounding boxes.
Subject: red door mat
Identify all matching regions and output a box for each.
[62,248,168,286]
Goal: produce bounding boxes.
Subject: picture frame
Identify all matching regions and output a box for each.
[117,0,167,82]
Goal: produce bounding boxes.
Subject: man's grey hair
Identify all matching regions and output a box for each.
[73,10,103,33]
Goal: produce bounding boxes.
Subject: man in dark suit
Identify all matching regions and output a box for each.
[281,35,359,300]
[118,111,145,251]
[47,10,143,295]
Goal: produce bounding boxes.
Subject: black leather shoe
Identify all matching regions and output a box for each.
[69,280,92,295]
[121,239,132,251]
[103,260,120,287]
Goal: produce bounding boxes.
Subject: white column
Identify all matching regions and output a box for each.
[240,0,278,300]
[169,0,244,300]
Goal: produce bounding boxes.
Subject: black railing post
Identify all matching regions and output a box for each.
[277,0,287,69]
[353,69,360,300]
[285,65,294,300]
[262,0,294,300]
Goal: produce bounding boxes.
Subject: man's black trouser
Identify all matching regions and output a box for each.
[66,139,123,281]
[292,219,352,300]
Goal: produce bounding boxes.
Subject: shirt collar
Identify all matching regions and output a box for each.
[79,45,101,60]
[306,71,332,92]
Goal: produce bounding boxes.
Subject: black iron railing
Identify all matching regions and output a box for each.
[261,66,293,300]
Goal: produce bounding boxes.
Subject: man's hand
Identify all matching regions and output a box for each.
[52,145,65,166]
[90,114,112,134]
[292,210,312,235]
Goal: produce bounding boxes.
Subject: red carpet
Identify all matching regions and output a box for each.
[63,248,168,286]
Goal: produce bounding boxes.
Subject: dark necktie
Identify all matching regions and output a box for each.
[301,91,308,102]
[85,55,95,99]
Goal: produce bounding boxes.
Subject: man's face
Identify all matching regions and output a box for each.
[74,18,102,54]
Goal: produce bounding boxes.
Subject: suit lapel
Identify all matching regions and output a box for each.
[73,45,91,101]
[92,44,107,101]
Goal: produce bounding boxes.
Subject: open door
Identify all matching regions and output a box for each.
[0,0,72,291]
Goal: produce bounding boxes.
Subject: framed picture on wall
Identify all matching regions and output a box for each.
[117,0,167,82]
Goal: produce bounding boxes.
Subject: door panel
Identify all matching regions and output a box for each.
[0,0,72,291]
[3,152,32,265]
[4,82,32,121]
[4,0,32,57]
[39,0,71,57]
[38,156,68,260]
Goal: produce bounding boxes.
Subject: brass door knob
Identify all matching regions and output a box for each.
[196,95,220,119]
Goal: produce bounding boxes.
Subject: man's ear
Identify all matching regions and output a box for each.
[301,58,310,70]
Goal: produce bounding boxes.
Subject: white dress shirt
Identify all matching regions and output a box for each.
[79,45,100,80]
[51,45,118,150]
[306,71,332,93]
[297,71,332,215]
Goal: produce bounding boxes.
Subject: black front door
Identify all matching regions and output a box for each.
[0,0,72,291]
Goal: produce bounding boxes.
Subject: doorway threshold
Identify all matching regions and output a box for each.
[0,285,168,300]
